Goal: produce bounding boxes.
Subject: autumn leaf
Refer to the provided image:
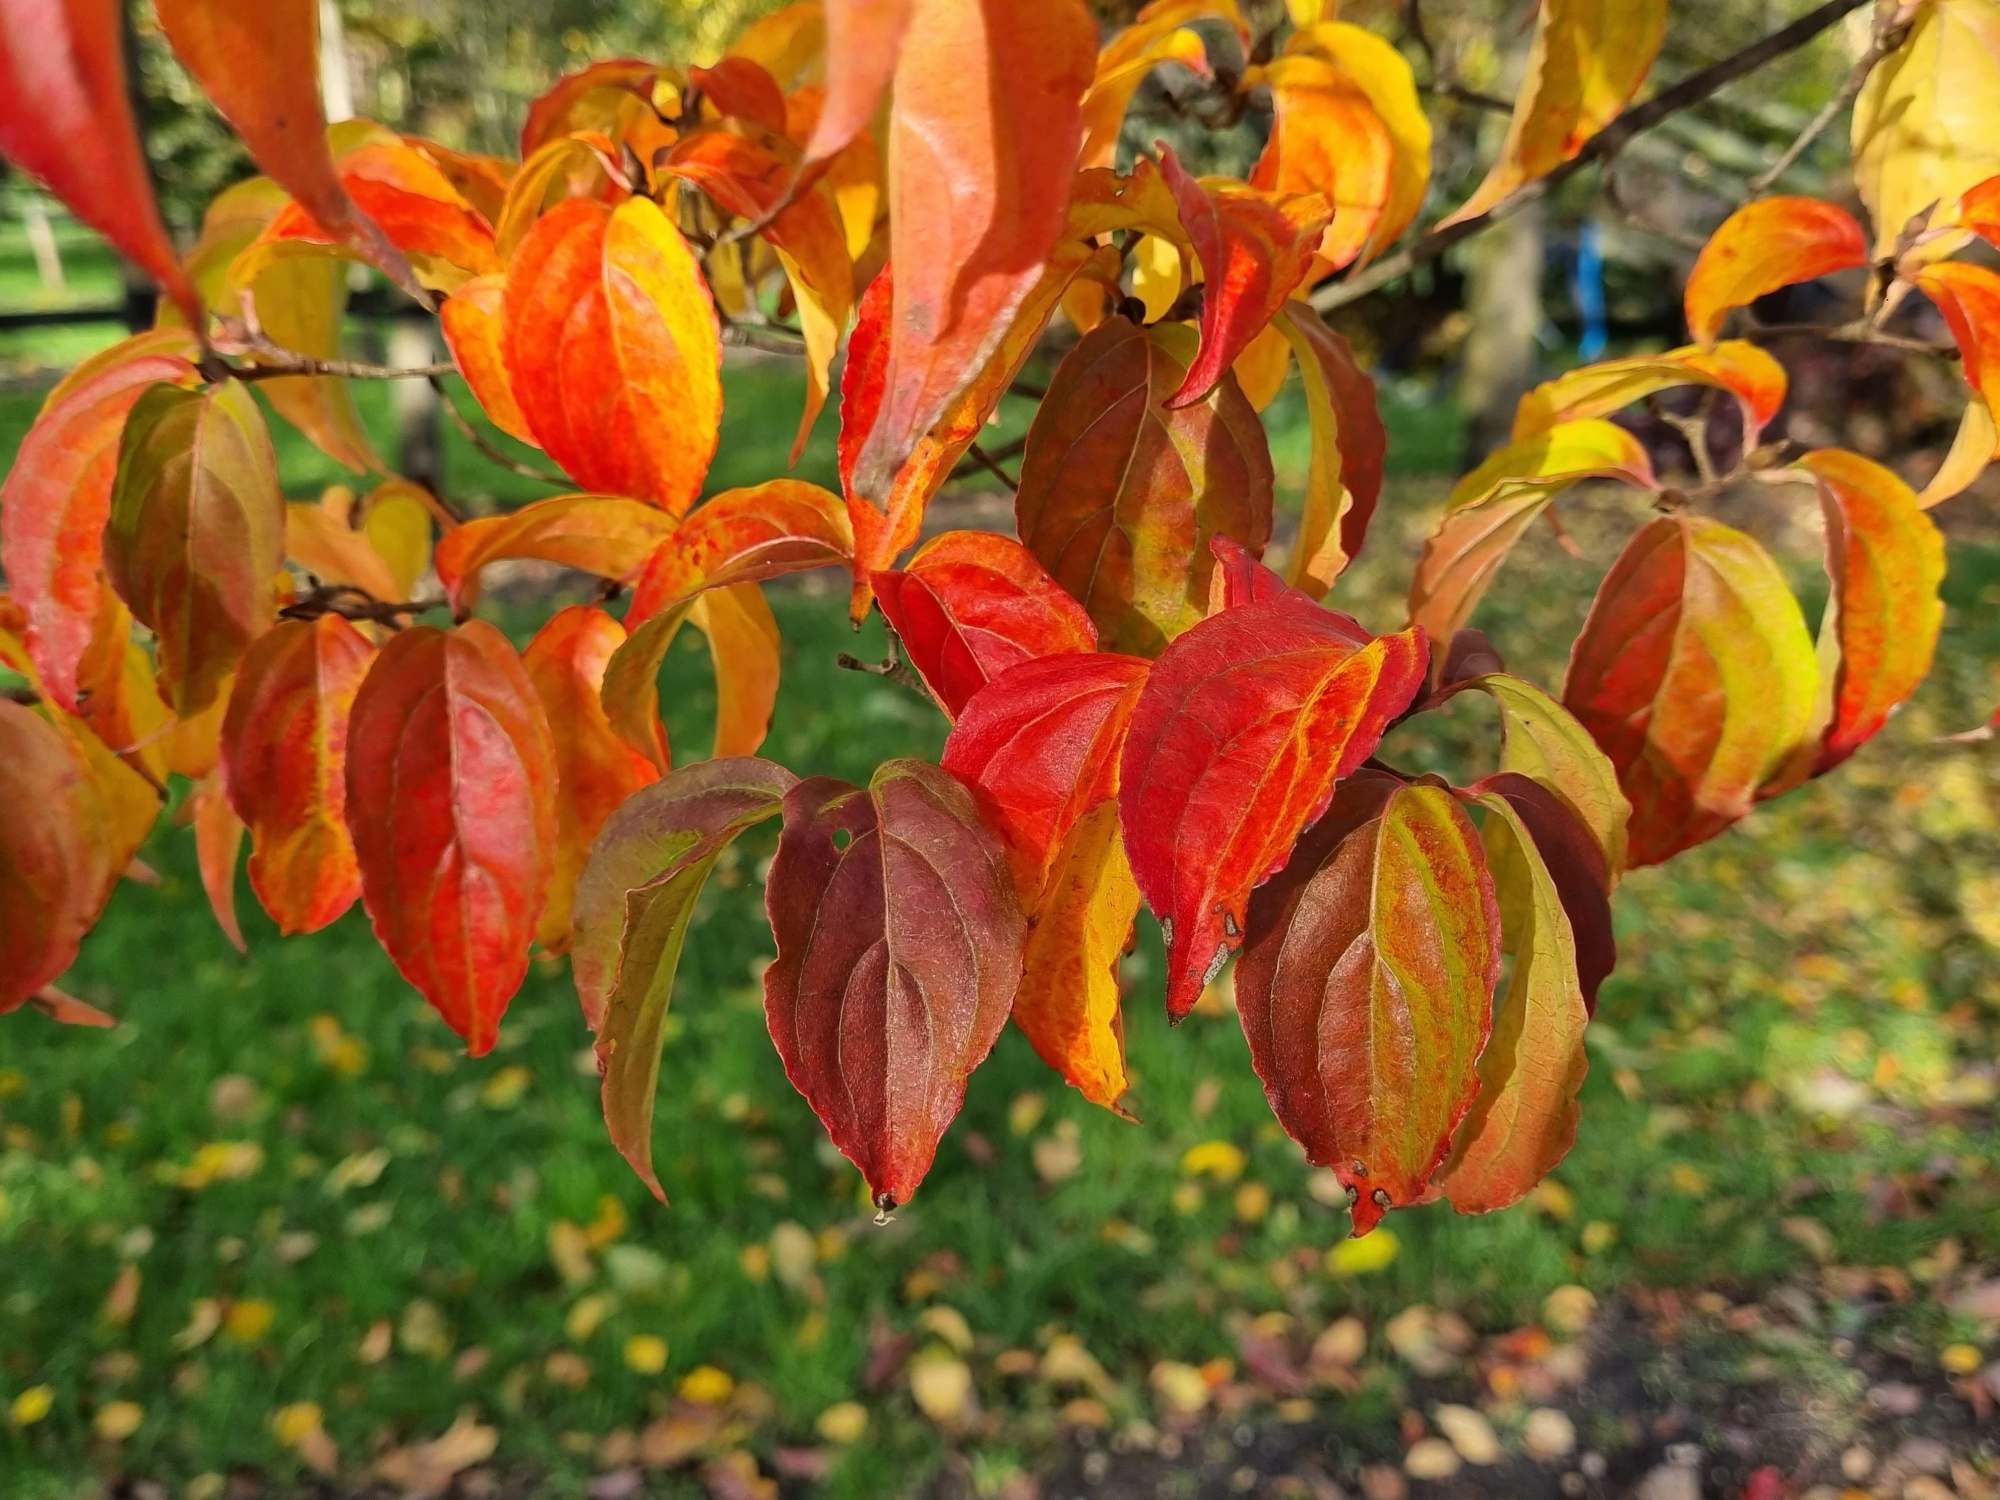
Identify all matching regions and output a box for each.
[154,0,426,303]
[0,0,202,324]
[874,532,1099,719]
[845,0,1096,499]
[1436,775,1604,1213]
[188,771,248,954]
[221,616,376,935]
[1408,420,1657,644]
[1961,172,2000,247]
[1564,515,1817,868]
[1236,774,1499,1234]
[1274,305,1387,596]
[626,480,854,624]
[103,380,285,720]
[1914,260,2000,413]
[344,621,557,1055]
[285,497,403,609]
[434,494,681,615]
[1796,449,1946,773]
[1016,316,1275,654]
[440,273,535,445]
[521,59,674,160]
[688,57,788,135]
[1683,197,1868,347]
[522,607,661,953]
[1080,1,1243,171]
[572,758,796,1196]
[71,580,171,787]
[0,699,105,1014]
[1119,591,1429,1019]
[1158,147,1329,408]
[0,329,201,711]
[1852,0,2000,259]
[764,760,1025,1209]
[1511,341,1787,449]
[1279,21,1433,264]
[503,196,723,515]
[805,0,916,163]
[1442,0,1667,227]
[689,585,783,761]
[1249,55,1391,274]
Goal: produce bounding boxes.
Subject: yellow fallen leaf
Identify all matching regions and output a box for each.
[1543,1285,1598,1336]
[1234,1182,1271,1223]
[584,1194,627,1249]
[1941,1342,1983,1374]
[679,1364,734,1404]
[272,1402,324,1447]
[565,1294,613,1343]
[225,1299,274,1345]
[1179,1140,1246,1182]
[94,1400,144,1440]
[373,1413,498,1493]
[920,1305,975,1354]
[1008,1091,1046,1137]
[9,1385,54,1427]
[1581,1220,1618,1254]
[480,1065,532,1110]
[1326,1227,1400,1276]
[770,1221,817,1290]
[356,1318,393,1364]
[1149,1360,1209,1416]
[815,1400,868,1444]
[625,1335,668,1375]
[908,1350,975,1426]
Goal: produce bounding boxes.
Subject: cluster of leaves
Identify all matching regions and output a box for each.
[1,0,1996,1237]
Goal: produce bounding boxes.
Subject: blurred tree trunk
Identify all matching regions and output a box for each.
[390,319,442,493]
[1458,199,1546,462]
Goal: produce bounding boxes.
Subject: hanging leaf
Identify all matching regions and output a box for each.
[285,497,402,608]
[71,580,171,787]
[103,380,285,720]
[805,0,916,162]
[1016,316,1275,654]
[188,771,248,954]
[0,700,102,1015]
[441,273,537,446]
[521,59,675,161]
[1159,147,1329,408]
[1442,0,1667,227]
[874,532,1100,718]
[493,132,631,261]
[1235,775,1499,1235]
[435,494,681,615]
[344,621,558,1055]
[1249,56,1391,275]
[1962,172,2000,246]
[0,0,203,324]
[1511,341,1787,448]
[1273,305,1387,596]
[1564,515,1817,867]
[1435,776,1601,1214]
[626,480,854,623]
[765,760,1025,1210]
[1408,420,1657,644]
[1797,449,1946,772]
[1279,21,1433,264]
[1081,1,1241,170]
[1852,0,2000,259]
[1918,392,1997,507]
[689,584,783,761]
[154,0,426,302]
[572,758,797,1198]
[846,0,1096,499]
[503,197,723,515]
[220,615,375,935]
[1683,197,1868,347]
[1914,260,2000,412]
[1119,591,1429,1019]
[0,330,201,711]
[523,607,661,953]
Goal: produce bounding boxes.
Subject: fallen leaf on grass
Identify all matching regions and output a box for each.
[373,1413,498,1495]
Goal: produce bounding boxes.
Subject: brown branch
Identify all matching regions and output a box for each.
[280,581,445,629]
[719,320,809,356]
[837,624,929,697]
[1312,0,1874,315]
[204,326,457,383]
[429,376,569,485]
[1745,14,1907,197]
[1423,81,1514,114]
[949,434,1027,483]
[1743,319,1958,356]
[961,441,1021,492]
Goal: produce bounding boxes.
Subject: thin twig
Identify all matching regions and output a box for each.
[1654,388,1721,484]
[962,441,1021,492]
[429,376,569,485]
[1423,81,1514,113]
[836,625,929,698]
[1745,16,1905,197]
[280,581,445,629]
[1312,0,1873,315]
[1744,319,1957,356]
[949,434,1027,483]
[719,320,810,356]
[1403,0,1438,75]
[1604,162,1710,251]
[205,324,457,383]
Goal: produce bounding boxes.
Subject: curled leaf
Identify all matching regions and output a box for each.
[1250,54,1391,274]
[1281,21,1432,263]
[435,494,680,614]
[1274,305,1386,596]
[627,480,853,623]
[806,0,916,163]
[1512,341,1787,449]
[1683,197,1867,347]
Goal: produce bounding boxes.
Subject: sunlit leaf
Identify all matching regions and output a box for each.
[626,480,853,623]
[1511,341,1787,448]
[1274,305,1386,596]
[1281,21,1433,263]
[435,494,680,615]
[0,700,102,1014]
[1250,55,1391,274]
[1081,1,1243,170]
[188,771,248,954]
[689,584,782,761]
[1683,196,1867,347]
[440,273,536,446]
[805,0,916,162]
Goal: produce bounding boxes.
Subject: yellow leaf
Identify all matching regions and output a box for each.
[625,1334,669,1374]
[480,1065,532,1110]
[1325,1226,1400,1275]
[1542,1284,1597,1334]
[908,1350,975,1426]
[815,1400,868,1444]
[919,1305,975,1354]
[9,1385,53,1427]
[565,1293,614,1342]
[272,1402,325,1447]
[225,1299,275,1344]
[94,1400,144,1441]
[1148,1359,1210,1415]
[679,1365,735,1404]
[1179,1139,1246,1181]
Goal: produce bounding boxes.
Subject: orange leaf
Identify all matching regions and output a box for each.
[690,584,782,761]
[845,0,1096,499]
[1250,55,1392,274]
[0,330,201,710]
[1275,305,1386,596]
[1914,259,2000,413]
[1683,196,1868,347]
[626,480,853,623]
[689,57,788,135]
[188,771,248,954]
[434,494,681,615]
[344,621,557,1056]
[521,59,675,160]
[154,0,426,303]
[0,0,202,324]
[286,498,403,609]
[1081,1,1239,171]
[71,580,170,787]
[0,699,103,1014]
[1016,316,1274,654]
[440,273,536,446]
[1512,341,1787,448]
[1962,174,2000,248]
[873,531,1099,720]
[220,615,376,935]
[805,0,916,163]
[503,197,723,515]
[1797,450,1945,772]
[523,607,661,952]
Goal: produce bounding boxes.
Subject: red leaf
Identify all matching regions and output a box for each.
[1798,449,1946,771]
[503,197,723,515]
[0,330,201,711]
[846,0,1096,499]
[1684,196,1868,347]
[344,621,558,1056]
[189,771,247,954]
[943,651,1149,907]
[1274,305,1386,595]
[688,57,788,135]
[1119,593,1429,1018]
[0,0,202,324]
[1914,260,2000,415]
[627,481,854,624]
[220,615,376,935]
[434,494,681,615]
[154,0,425,303]
[873,531,1099,719]
[0,699,102,1014]
[523,606,662,952]
[521,59,670,159]
[764,760,1025,1210]
[1016,315,1275,653]
[1236,774,1499,1235]
[1158,147,1329,408]
[806,0,917,162]
[1963,173,2000,248]
[1205,533,1289,613]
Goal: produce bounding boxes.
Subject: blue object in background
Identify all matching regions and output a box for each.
[1574,219,1608,361]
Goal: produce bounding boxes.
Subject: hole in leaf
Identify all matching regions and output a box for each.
[832,828,851,851]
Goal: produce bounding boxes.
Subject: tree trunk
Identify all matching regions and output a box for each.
[1458,197,1546,464]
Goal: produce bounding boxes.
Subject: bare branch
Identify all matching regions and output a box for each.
[1744,319,1958,356]
[1312,0,1873,315]
[1745,14,1908,198]
[204,336,458,384]
[719,320,810,357]
[961,441,1021,492]
[280,581,446,629]
[429,375,569,486]
[948,434,1027,483]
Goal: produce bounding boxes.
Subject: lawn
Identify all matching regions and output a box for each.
[2,270,1999,1498]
